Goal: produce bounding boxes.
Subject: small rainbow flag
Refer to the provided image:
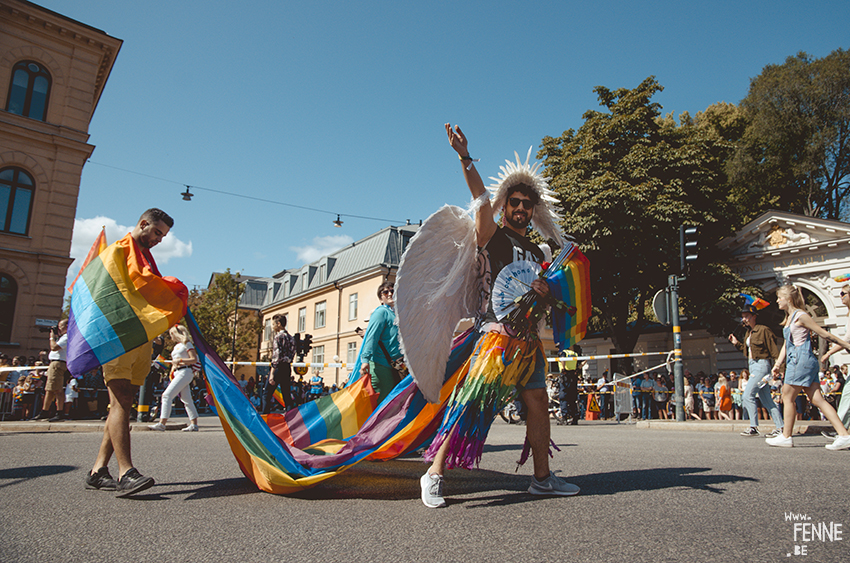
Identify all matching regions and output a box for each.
[547,245,592,351]
[834,273,850,283]
[740,293,770,311]
[66,233,188,376]
[153,354,169,371]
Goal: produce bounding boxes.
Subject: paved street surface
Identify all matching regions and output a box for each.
[0,416,846,563]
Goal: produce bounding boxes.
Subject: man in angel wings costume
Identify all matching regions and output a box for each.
[394,124,580,508]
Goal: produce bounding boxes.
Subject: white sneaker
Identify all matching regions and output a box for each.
[766,434,793,447]
[182,424,199,432]
[420,472,446,508]
[528,472,580,496]
[147,423,166,432]
[825,434,850,451]
[764,428,783,438]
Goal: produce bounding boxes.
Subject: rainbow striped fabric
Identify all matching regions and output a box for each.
[188,311,477,494]
[66,233,188,376]
[267,375,380,449]
[547,245,592,351]
[740,293,770,311]
[424,330,544,469]
[68,226,106,293]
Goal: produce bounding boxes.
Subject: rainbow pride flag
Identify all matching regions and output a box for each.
[68,226,107,293]
[267,375,379,449]
[188,309,477,494]
[547,245,592,351]
[66,233,188,376]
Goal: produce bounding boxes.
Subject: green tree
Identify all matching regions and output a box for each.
[540,77,748,355]
[729,48,850,222]
[188,269,261,362]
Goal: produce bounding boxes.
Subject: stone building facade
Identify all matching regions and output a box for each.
[0,0,121,356]
[579,211,850,380]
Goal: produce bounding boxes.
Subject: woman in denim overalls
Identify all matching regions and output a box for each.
[768,285,850,450]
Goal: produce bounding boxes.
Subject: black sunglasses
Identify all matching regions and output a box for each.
[381,289,394,296]
[841,291,848,297]
[508,197,534,210]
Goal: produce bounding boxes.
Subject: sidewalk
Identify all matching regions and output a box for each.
[634,418,834,435]
[0,412,835,434]
[0,412,224,433]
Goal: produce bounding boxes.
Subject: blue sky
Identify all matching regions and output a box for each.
[38,0,850,290]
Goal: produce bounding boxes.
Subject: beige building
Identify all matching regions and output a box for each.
[0,0,121,356]
[252,224,419,387]
[243,222,566,388]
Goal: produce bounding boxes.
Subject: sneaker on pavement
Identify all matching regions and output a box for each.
[48,414,64,422]
[821,430,838,439]
[181,424,199,432]
[115,468,155,498]
[825,434,850,451]
[740,427,760,437]
[148,422,166,432]
[766,434,793,448]
[85,467,117,491]
[764,428,783,438]
[420,472,446,508]
[33,412,51,420]
[528,472,580,496]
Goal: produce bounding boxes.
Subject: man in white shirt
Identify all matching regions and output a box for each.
[35,320,69,422]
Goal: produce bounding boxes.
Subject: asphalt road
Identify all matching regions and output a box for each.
[0,418,847,563]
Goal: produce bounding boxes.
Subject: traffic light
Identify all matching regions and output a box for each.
[679,225,698,274]
[302,334,313,356]
[294,333,302,358]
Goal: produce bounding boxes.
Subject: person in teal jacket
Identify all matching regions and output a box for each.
[359,280,402,403]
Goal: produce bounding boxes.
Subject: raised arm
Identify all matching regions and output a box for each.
[445,123,497,247]
[797,312,850,352]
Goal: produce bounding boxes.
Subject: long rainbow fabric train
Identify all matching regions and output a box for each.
[66,226,590,494]
[186,311,479,493]
[66,233,188,376]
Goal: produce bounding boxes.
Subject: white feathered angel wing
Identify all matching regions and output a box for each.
[395,204,479,403]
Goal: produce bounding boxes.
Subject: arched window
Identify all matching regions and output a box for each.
[6,60,51,121]
[0,167,35,235]
[0,274,17,343]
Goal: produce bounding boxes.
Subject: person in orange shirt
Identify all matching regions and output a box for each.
[716,374,733,420]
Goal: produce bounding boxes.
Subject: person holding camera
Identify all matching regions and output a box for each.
[262,314,295,414]
[35,320,70,421]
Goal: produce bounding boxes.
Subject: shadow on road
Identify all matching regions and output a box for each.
[131,477,261,501]
[572,466,758,497]
[0,464,78,489]
[285,463,758,506]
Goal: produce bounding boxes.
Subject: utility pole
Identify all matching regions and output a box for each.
[230,280,243,373]
[670,225,698,422]
[669,274,685,421]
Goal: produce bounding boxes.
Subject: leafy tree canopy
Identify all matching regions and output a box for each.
[540,77,750,354]
[729,48,850,222]
[188,269,261,362]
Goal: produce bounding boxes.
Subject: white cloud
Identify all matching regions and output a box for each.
[67,216,192,284]
[290,234,353,263]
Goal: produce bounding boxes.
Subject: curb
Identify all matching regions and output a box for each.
[0,415,223,433]
[635,419,834,435]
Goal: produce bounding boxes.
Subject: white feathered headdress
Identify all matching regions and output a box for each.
[487,147,564,249]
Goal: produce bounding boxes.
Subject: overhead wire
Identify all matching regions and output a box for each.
[86,160,409,224]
